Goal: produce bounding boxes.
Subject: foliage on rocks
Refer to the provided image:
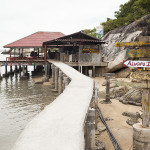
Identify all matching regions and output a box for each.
[101,0,150,34]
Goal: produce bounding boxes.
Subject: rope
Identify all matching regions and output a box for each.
[96,105,122,150]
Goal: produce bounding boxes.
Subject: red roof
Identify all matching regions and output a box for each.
[4,31,65,48]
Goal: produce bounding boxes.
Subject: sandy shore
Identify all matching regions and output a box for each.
[32,75,141,149]
[94,77,142,150]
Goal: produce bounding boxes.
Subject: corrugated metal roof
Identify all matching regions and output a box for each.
[4,32,65,48]
[43,31,105,46]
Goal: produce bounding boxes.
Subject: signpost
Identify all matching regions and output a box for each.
[123,60,150,68]
[116,40,150,128]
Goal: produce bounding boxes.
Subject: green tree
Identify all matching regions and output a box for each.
[84,28,101,39]
[101,0,150,34]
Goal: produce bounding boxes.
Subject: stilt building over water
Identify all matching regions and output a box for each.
[1,31,108,78]
[43,31,108,77]
[0,32,64,78]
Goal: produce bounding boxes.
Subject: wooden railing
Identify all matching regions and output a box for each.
[6,57,44,61]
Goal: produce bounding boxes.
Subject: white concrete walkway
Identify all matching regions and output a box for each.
[12,61,93,150]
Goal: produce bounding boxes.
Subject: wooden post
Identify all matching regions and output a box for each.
[52,64,55,86]
[5,64,7,74]
[38,48,39,57]
[10,48,12,58]
[15,65,18,72]
[23,65,25,76]
[19,48,20,56]
[19,65,22,72]
[81,65,83,74]
[62,74,66,91]
[85,66,88,76]
[10,65,12,73]
[94,82,99,130]
[45,63,48,76]
[44,45,47,64]
[58,69,63,94]
[93,66,95,77]
[106,76,110,102]
[0,66,1,79]
[22,48,24,57]
[101,73,115,104]
[25,65,28,73]
[78,65,81,72]
[14,48,15,57]
[142,88,150,128]
[55,66,59,91]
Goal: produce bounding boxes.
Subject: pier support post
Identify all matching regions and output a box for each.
[85,66,88,76]
[85,108,96,150]
[23,65,25,76]
[58,69,63,94]
[0,68,1,79]
[9,65,14,76]
[20,65,28,79]
[45,64,47,76]
[14,65,19,73]
[3,64,9,77]
[62,74,65,91]
[92,66,95,77]
[64,76,70,88]
[25,65,29,77]
[19,65,22,72]
[55,66,59,91]
[52,64,55,87]
[78,65,81,72]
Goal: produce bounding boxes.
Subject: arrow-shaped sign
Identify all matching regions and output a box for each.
[123,60,150,68]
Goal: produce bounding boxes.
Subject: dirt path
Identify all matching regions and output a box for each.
[94,77,142,150]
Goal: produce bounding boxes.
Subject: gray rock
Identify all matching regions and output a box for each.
[42,76,49,82]
[110,86,130,98]
[35,81,43,84]
[119,88,142,105]
[95,140,105,150]
[97,122,106,132]
[105,117,114,121]
[102,14,150,73]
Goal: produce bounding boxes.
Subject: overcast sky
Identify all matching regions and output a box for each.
[0,0,129,50]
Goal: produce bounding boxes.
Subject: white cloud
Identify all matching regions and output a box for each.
[0,0,129,49]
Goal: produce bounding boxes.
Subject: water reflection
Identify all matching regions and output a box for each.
[0,70,55,150]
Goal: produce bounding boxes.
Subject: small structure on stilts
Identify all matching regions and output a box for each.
[1,31,64,79]
[43,31,108,77]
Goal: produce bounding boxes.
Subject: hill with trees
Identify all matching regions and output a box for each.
[101,0,150,34]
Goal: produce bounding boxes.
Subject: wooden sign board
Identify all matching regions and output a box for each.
[126,49,150,58]
[123,60,150,68]
[82,48,99,53]
[116,41,150,47]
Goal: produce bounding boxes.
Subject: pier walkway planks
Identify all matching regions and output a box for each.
[12,60,93,150]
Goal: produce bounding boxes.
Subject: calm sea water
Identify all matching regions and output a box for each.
[0,53,55,150]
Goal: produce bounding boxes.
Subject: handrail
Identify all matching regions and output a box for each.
[6,57,44,61]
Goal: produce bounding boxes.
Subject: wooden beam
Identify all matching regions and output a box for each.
[44,45,47,64]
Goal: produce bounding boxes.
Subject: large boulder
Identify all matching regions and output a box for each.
[110,86,131,99]
[119,88,142,106]
[102,14,150,72]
